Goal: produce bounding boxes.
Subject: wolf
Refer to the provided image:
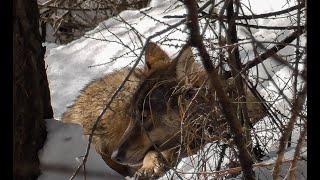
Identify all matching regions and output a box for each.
[62,42,265,178]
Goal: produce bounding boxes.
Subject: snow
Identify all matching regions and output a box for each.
[44,0,189,120]
[39,0,306,179]
[38,119,122,180]
[158,147,307,180]
[242,0,296,14]
[247,147,307,180]
[43,0,305,120]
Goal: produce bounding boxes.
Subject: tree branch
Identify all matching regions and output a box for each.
[184,0,255,179]
[164,1,305,20]
[272,83,307,180]
[242,29,305,80]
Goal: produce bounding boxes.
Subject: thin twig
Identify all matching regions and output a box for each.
[272,83,307,180]
[163,2,305,20]
[286,121,307,180]
[242,29,306,81]
[184,0,255,179]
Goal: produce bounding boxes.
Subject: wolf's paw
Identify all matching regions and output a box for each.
[134,151,164,179]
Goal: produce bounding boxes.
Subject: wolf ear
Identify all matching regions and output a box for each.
[175,46,196,80]
[145,42,171,70]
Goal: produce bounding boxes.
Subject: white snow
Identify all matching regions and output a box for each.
[39,0,306,179]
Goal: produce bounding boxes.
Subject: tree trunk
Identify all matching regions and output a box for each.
[13,0,53,179]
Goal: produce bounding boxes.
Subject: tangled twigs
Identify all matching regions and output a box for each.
[286,121,307,180]
[272,83,307,180]
[184,0,255,179]
[242,29,306,81]
[176,158,299,178]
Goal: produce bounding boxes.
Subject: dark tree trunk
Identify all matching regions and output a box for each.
[13,0,53,179]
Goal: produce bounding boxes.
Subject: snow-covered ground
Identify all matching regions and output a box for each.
[39,0,306,179]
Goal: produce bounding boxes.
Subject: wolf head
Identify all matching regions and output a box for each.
[111,42,200,166]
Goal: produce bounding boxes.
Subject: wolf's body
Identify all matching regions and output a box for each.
[62,42,265,178]
[62,68,141,176]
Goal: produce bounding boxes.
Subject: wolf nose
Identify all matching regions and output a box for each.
[111,150,124,163]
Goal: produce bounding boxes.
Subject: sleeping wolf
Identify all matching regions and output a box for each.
[62,42,265,178]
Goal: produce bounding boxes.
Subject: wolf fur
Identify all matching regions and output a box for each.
[62,42,265,178]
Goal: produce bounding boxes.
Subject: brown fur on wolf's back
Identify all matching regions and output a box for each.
[62,68,140,176]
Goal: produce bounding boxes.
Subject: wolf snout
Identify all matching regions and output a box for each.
[111,149,125,163]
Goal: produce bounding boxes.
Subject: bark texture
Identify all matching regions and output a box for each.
[13,0,53,179]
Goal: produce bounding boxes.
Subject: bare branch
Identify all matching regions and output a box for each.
[286,121,307,180]
[242,29,306,80]
[272,83,307,180]
[184,0,255,179]
[163,2,305,20]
